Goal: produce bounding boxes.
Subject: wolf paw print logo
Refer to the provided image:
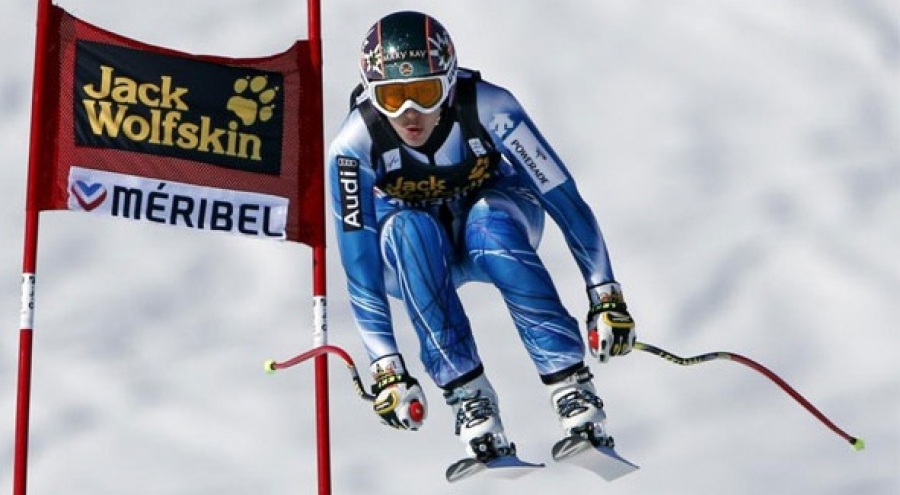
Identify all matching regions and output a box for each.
[227,75,279,126]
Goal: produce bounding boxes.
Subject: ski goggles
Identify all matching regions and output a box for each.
[367,75,451,118]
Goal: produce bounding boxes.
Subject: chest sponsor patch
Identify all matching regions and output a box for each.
[382,148,402,173]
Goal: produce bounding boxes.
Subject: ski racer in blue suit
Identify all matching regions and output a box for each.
[328,11,637,461]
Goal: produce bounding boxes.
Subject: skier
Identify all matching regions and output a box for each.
[328,10,636,463]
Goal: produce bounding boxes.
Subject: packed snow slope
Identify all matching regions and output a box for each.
[1,1,897,494]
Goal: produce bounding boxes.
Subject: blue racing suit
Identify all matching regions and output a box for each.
[328,70,618,388]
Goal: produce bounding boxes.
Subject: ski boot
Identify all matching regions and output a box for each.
[547,365,613,448]
[547,365,640,479]
[444,373,515,461]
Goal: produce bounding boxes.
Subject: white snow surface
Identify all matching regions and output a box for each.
[1,1,897,494]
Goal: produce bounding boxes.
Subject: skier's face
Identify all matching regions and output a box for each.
[387,108,441,147]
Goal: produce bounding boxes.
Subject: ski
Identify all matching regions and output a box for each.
[445,453,544,483]
[551,435,639,481]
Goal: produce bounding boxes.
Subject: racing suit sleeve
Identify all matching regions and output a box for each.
[327,111,399,361]
[476,81,617,287]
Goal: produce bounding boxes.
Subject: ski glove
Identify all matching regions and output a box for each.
[370,354,427,430]
[586,282,636,363]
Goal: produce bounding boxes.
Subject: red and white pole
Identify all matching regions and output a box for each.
[15,0,55,493]
[305,0,331,494]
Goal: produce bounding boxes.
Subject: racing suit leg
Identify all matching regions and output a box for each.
[380,208,483,387]
[464,186,585,380]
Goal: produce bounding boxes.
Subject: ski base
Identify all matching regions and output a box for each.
[551,435,639,481]
[445,454,544,483]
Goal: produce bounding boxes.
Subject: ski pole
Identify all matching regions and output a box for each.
[632,341,865,451]
[266,345,427,424]
[265,344,375,402]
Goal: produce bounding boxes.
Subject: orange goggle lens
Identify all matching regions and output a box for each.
[372,78,445,114]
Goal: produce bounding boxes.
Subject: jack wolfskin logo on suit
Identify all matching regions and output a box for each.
[74,40,284,175]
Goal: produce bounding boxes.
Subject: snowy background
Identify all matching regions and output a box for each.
[1,1,898,494]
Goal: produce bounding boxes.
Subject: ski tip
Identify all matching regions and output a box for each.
[851,437,866,452]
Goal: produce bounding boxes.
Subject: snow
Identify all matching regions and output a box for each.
[1,1,897,494]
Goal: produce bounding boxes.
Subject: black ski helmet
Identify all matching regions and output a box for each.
[359,11,458,89]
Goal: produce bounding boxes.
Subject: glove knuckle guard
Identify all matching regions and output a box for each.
[369,355,427,430]
[585,282,636,364]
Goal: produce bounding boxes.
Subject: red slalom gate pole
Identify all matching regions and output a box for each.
[15,0,55,493]
[305,0,330,494]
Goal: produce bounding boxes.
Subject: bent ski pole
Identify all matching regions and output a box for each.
[265,345,375,401]
[633,341,865,451]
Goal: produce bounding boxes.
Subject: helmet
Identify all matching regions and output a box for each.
[359,11,458,117]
